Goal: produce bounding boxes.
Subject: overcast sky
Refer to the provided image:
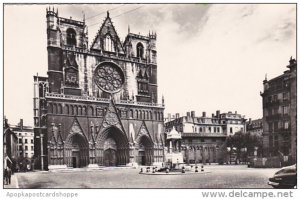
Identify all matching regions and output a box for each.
[4,4,296,126]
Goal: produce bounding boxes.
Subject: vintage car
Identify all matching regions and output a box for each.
[268,164,296,188]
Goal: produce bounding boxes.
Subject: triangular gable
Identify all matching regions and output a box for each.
[98,99,127,137]
[90,13,125,54]
[135,121,154,144]
[67,117,87,141]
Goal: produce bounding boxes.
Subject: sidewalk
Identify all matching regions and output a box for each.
[3,174,19,189]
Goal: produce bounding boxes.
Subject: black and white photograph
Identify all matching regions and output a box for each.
[1,1,298,197]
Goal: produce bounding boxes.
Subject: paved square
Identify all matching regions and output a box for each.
[11,165,279,188]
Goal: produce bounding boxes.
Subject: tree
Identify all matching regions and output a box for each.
[225,132,263,163]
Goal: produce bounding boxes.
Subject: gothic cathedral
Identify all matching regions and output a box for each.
[33,8,165,170]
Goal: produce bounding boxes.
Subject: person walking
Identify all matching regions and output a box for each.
[3,168,8,185]
[6,167,12,185]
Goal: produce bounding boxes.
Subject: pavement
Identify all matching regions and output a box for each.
[11,165,280,188]
[3,174,19,189]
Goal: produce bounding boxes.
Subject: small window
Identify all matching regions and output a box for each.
[136,42,144,58]
[230,127,233,133]
[31,139,34,144]
[25,145,28,150]
[66,28,77,46]
[25,139,28,144]
[284,122,289,129]
[19,138,22,143]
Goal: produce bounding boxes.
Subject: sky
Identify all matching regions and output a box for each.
[3,4,296,126]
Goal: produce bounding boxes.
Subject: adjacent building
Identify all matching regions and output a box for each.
[260,57,297,164]
[246,118,263,137]
[11,119,34,159]
[33,9,164,170]
[165,111,246,164]
[3,117,18,170]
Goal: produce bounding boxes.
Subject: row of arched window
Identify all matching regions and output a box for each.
[129,110,163,121]
[48,103,164,121]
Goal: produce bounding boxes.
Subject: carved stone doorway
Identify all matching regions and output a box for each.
[104,148,117,166]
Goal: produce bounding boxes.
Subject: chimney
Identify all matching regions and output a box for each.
[20,119,23,130]
[191,111,195,118]
[176,113,180,119]
[235,111,237,114]
[249,118,252,124]
[187,112,191,118]
[216,110,220,117]
[212,113,215,118]
[168,113,171,121]
[202,112,206,117]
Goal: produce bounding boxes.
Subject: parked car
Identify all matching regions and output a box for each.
[268,164,296,188]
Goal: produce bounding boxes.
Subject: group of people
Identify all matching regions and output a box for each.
[4,167,12,185]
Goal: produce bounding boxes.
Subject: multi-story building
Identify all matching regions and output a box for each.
[33,9,164,170]
[165,111,246,164]
[246,118,263,137]
[11,119,34,159]
[260,57,297,164]
[3,117,18,170]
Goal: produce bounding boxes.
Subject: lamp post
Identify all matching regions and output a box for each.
[40,133,44,171]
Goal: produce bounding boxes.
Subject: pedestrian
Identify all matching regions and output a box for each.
[7,167,12,185]
[3,168,8,185]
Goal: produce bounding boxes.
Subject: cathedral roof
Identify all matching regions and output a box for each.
[90,11,125,54]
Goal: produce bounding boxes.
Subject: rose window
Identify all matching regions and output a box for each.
[94,62,125,93]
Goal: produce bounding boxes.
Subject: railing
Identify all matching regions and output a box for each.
[62,46,88,53]
[182,133,226,137]
[45,92,164,107]
[62,46,156,65]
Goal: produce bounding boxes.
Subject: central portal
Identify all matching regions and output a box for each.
[103,138,117,166]
[98,127,129,166]
[104,149,117,166]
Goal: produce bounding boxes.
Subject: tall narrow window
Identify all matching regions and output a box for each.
[104,34,114,52]
[66,28,76,46]
[136,42,144,58]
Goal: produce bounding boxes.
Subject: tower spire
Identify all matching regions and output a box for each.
[107,11,110,18]
[128,25,130,34]
[265,73,268,81]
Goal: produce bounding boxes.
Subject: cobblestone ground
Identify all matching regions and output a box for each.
[14,165,279,189]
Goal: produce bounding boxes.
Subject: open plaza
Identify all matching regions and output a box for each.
[6,165,278,189]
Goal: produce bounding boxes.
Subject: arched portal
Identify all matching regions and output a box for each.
[96,126,129,166]
[65,133,89,168]
[137,135,154,166]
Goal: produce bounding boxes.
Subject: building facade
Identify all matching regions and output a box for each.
[3,117,18,170]
[165,111,246,164]
[11,119,34,159]
[33,9,164,170]
[261,58,297,164]
[246,118,263,137]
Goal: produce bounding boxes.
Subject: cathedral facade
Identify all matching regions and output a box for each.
[33,8,165,170]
